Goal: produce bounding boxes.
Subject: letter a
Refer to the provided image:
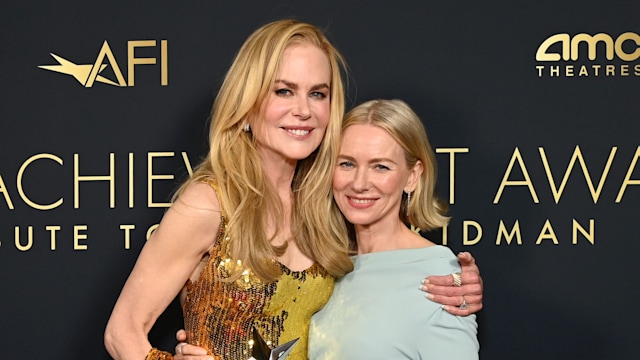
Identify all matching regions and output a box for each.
[85,41,127,87]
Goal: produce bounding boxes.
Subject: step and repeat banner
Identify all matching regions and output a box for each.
[1,1,638,359]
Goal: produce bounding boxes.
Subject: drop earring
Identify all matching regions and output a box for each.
[243,123,251,132]
[405,190,411,217]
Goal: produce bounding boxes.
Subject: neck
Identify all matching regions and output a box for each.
[355,216,414,254]
[259,150,297,194]
[259,150,296,244]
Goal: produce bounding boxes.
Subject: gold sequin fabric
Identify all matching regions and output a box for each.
[145,347,173,360]
[182,182,335,360]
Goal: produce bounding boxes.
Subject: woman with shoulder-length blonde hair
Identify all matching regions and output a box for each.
[106,20,483,360]
[336,99,450,237]
[309,99,479,359]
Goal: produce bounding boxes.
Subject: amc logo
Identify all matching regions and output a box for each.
[536,32,640,61]
[39,40,168,87]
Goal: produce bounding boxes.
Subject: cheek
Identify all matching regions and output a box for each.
[380,176,404,196]
[332,171,347,193]
[313,102,331,126]
[263,100,289,122]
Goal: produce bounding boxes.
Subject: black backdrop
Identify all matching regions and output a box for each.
[1,1,639,359]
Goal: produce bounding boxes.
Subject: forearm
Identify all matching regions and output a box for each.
[104,318,155,360]
[104,291,173,360]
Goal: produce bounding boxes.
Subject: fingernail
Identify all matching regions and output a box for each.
[421,279,429,285]
[441,305,450,311]
[419,285,428,291]
[425,293,434,301]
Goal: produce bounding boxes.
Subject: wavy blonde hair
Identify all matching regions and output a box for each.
[175,20,352,281]
[336,99,450,245]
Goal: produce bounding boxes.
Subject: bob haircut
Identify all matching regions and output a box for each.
[337,99,449,244]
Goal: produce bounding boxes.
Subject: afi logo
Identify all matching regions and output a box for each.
[536,32,640,61]
[39,40,168,87]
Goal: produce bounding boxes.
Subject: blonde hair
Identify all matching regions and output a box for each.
[338,99,450,236]
[175,20,352,281]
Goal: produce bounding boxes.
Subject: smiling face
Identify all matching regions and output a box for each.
[252,42,332,164]
[333,124,422,229]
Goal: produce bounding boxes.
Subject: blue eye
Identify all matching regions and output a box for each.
[375,164,390,171]
[338,161,354,168]
[275,88,292,96]
[310,91,327,99]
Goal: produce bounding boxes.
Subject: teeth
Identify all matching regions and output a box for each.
[287,129,310,136]
[351,198,374,204]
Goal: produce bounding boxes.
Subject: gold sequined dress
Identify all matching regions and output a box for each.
[147,182,335,360]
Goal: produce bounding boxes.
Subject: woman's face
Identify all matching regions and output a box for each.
[333,124,421,228]
[253,43,332,164]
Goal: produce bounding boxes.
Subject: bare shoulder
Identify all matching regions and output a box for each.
[151,181,222,254]
[171,181,222,216]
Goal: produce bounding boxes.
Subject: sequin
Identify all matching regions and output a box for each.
[181,182,335,360]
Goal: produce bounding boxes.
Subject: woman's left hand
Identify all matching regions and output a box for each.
[420,251,483,316]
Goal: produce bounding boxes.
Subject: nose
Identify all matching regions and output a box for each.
[292,96,311,120]
[352,167,369,192]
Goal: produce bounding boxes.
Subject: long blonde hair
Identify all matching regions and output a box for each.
[175,20,353,281]
[337,99,450,244]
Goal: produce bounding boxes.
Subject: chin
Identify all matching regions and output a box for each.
[286,147,319,160]
[341,214,372,226]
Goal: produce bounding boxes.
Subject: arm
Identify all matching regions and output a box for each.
[420,252,483,316]
[418,309,479,359]
[104,183,221,360]
[417,254,479,359]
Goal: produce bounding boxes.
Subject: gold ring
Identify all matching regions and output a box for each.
[451,272,462,287]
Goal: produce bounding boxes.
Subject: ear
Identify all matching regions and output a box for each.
[405,160,423,193]
[244,113,258,133]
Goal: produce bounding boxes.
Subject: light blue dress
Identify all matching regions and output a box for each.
[308,245,479,359]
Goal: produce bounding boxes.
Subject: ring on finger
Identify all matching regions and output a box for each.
[459,296,468,310]
[451,272,462,287]
[177,342,187,355]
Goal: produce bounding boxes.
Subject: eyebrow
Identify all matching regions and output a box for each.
[275,79,330,91]
[337,154,398,165]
